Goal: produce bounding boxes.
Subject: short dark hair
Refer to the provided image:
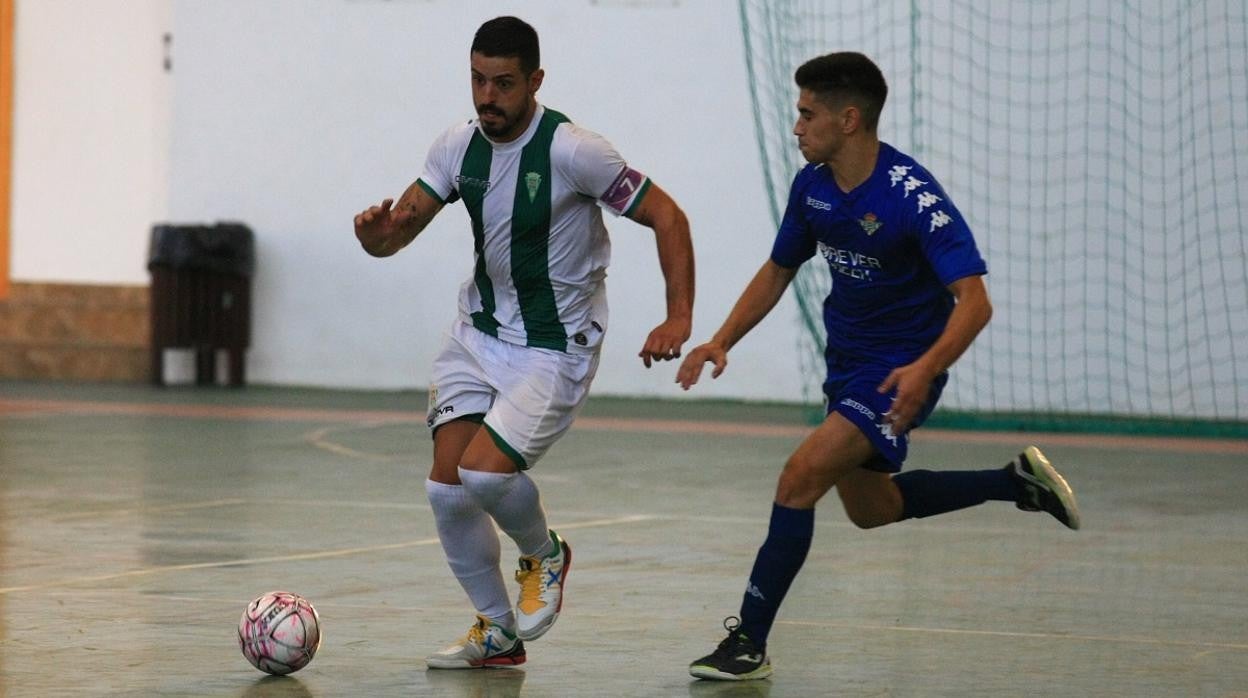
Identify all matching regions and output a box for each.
[471,16,540,75]
[794,52,888,131]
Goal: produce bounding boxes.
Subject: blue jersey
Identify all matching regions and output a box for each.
[770,142,987,365]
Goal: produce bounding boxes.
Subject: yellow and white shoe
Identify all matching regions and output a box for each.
[514,530,570,641]
[426,615,526,670]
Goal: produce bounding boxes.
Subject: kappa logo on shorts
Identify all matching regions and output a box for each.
[839,397,876,420]
[876,419,904,447]
[878,419,898,447]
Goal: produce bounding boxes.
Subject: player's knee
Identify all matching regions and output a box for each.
[457,467,518,507]
[775,458,824,508]
[838,482,903,529]
[844,507,892,529]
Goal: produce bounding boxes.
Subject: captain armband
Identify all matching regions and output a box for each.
[599,167,650,216]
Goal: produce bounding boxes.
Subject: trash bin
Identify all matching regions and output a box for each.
[148,222,254,386]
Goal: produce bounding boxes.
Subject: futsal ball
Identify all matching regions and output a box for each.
[238,591,322,675]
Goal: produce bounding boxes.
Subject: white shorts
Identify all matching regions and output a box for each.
[426,321,600,469]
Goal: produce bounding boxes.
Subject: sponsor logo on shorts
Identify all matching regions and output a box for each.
[839,397,876,420]
[876,419,900,447]
[427,404,455,427]
[745,582,766,601]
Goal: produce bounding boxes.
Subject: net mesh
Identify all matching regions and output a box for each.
[740,0,1248,422]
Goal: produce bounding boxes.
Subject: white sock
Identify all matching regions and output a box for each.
[424,479,515,629]
[458,468,554,559]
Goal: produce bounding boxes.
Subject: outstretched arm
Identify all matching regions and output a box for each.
[627,184,695,368]
[354,180,444,257]
[877,274,992,432]
[675,259,798,389]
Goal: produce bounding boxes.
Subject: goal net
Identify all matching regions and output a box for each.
[739,0,1248,428]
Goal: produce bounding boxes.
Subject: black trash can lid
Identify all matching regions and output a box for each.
[148,222,255,277]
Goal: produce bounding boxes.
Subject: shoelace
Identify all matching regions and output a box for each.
[465,616,488,646]
[516,557,545,603]
[710,616,752,658]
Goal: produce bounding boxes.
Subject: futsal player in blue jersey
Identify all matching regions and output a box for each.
[676,52,1081,681]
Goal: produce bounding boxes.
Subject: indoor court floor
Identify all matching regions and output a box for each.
[1,380,1246,697]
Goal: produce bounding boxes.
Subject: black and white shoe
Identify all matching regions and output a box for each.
[689,617,772,681]
[1011,446,1082,530]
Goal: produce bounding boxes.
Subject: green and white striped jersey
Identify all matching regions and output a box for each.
[417,105,651,354]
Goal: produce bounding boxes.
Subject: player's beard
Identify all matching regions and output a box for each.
[476,104,521,139]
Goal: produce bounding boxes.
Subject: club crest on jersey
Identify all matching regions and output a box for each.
[857,212,883,236]
[524,172,542,203]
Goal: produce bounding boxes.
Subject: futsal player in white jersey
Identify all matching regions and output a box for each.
[353,16,695,669]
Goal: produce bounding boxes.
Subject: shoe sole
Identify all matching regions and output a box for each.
[516,538,570,642]
[426,654,527,670]
[1023,446,1082,530]
[689,664,773,681]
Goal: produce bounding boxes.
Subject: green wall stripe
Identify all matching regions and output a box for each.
[925,410,1248,440]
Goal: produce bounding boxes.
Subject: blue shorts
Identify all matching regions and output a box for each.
[823,361,947,473]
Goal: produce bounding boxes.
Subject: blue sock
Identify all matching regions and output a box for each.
[738,503,814,647]
[893,467,1019,520]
